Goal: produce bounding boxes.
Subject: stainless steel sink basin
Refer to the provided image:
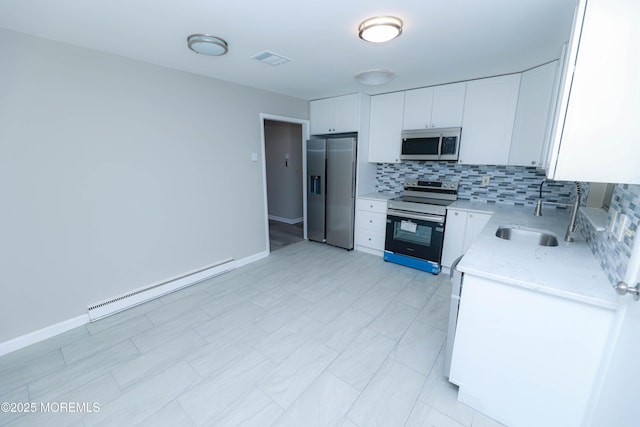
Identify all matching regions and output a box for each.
[495,226,559,247]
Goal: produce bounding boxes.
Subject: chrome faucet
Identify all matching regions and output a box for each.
[534,180,582,242]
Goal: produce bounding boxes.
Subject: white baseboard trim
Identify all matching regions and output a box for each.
[268,215,303,225]
[235,249,269,268]
[355,245,384,257]
[0,314,89,357]
[0,249,273,357]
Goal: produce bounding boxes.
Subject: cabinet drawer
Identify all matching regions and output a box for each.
[356,198,387,214]
[356,211,386,232]
[356,228,386,251]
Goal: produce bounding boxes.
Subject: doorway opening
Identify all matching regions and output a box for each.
[260,115,309,252]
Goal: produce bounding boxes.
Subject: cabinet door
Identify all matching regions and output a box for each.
[333,94,360,133]
[310,98,334,135]
[450,274,613,427]
[462,212,491,252]
[509,62,558,167]
[368,92,405,163]
[402,87,433,130]
[547,0,640,184]
[459,74,521,165]
[431,82,466,128]
[441,209,468,268]
[310,94,360,135]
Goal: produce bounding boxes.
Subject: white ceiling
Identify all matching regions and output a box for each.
[0,0,577,101]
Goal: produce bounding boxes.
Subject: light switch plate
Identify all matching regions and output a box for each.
[482,176,490,186]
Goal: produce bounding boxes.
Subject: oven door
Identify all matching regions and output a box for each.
[384,209,445,263]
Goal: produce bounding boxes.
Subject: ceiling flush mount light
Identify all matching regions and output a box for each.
[354,69,396,85]
[358,16,403,43]
[187,34,228,56]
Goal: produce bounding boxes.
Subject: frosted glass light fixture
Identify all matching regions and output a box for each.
[354,69,395,85]
[358,16,403,43]
[187,34,228,56]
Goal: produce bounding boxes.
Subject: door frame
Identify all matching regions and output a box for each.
[259,113,310,254]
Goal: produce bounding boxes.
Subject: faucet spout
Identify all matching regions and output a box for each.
[564,182,582,242]
[534,179,546,216]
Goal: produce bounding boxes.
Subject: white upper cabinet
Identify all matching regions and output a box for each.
[508,61,559,167]
[310,93,359,135]
[403,87,433,130]
[546,0,640,184]
[431,82,467,128]
[459,74,521,165]
[403,82,466,130]
[368,92,405,163]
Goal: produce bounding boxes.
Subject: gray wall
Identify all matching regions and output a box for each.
[264,121,303,222]
[0,29,308,342]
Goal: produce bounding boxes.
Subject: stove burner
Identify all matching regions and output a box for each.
[387,179,459,217]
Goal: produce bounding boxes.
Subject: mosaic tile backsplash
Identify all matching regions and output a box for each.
[579,184,640,285]
[376,162,581,208]
[376,161,639,288]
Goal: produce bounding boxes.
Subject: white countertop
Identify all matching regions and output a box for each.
[450,200,619,310]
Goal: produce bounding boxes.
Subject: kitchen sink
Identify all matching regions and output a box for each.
[495,226,559,247]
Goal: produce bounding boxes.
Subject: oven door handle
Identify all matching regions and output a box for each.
[387,209,445,224]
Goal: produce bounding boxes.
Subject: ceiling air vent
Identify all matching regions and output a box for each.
[252,51,291,66]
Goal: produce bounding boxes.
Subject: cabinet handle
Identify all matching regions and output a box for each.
[531,161,537,165]
[368,237,372,241]
[370,204,374,208]
[369,219,373,223]
[454,212,458,216]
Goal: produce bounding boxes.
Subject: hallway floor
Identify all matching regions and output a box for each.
[268,220,304,252]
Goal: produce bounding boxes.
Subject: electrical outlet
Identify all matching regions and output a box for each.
[615,214,629,242]
[609,210,618,232]
[482,176,491,186]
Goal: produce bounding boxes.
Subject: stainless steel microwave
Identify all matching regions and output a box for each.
[400,127,462,161]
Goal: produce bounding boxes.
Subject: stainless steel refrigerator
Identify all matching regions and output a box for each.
[307,135,357,250]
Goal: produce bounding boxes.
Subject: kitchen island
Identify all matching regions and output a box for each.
[446,201,619,427]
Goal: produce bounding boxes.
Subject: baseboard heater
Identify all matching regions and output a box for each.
[87,257,235,321]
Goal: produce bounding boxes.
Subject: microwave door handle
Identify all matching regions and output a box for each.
[437,136,443,159]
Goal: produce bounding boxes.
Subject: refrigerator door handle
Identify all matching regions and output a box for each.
[351,161,355,200]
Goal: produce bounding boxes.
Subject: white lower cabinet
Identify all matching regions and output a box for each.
[449,274,614,427]
[355,197,387,256]
[441,208,491,269]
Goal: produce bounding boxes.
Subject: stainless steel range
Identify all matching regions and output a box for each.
[384,179,459,274]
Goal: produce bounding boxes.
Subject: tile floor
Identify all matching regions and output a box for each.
[0,242,504,427]
[268,220,303,252]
